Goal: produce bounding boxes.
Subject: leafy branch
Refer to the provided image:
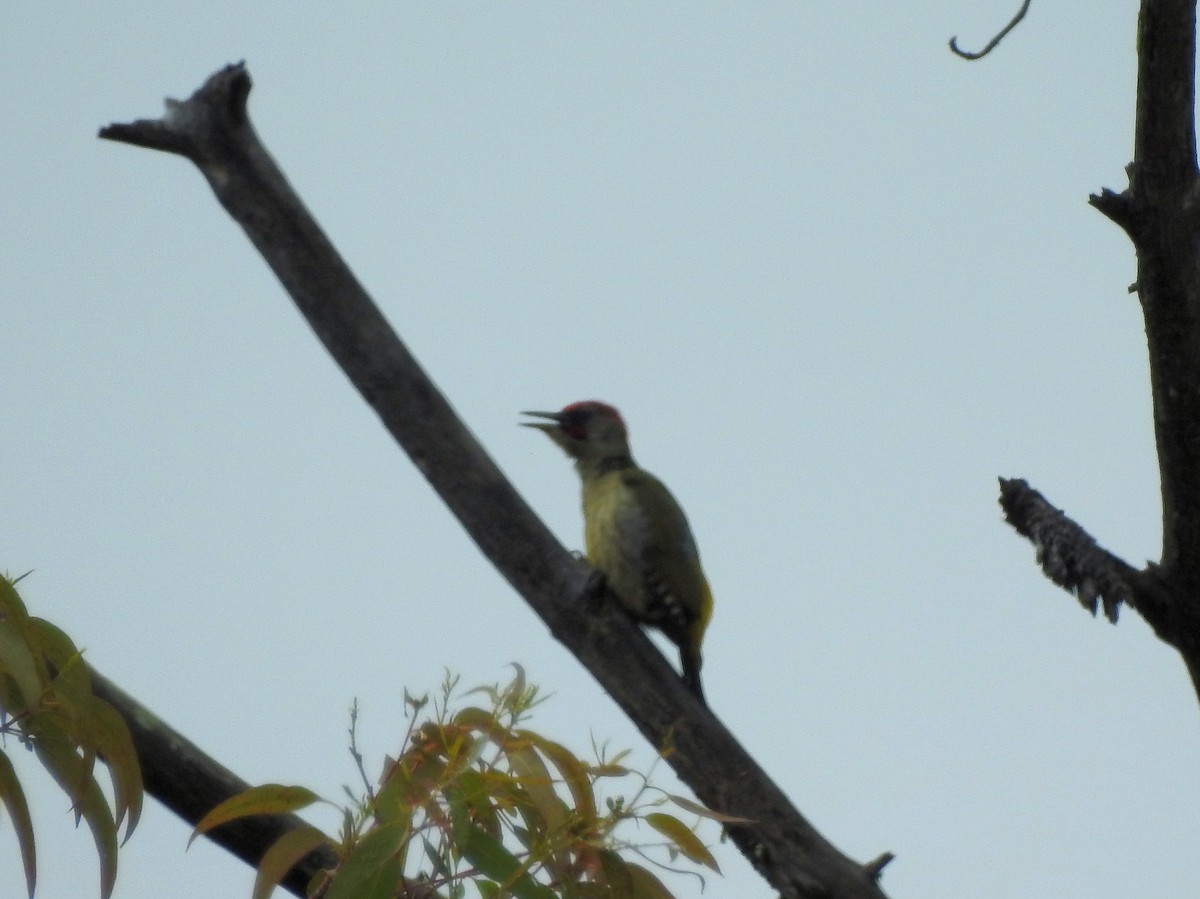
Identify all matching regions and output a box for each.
[195,669,724,899]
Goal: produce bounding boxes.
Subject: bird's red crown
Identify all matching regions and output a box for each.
[558,401,625,439]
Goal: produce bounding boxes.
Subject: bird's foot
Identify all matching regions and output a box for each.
[581,566,609,611]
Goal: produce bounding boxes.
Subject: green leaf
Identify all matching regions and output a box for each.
[626,862,676,898]
[374,751,446,821]
[644,812,719,872]
[191,785,321,845]
[0,749,37,898]
[324,821,409,899]
[596,848,635,895]
[419,832,453,880]
[331,861,401,899]
[251,825,330,899]
[446,773,496,850]
[461,824,556,899]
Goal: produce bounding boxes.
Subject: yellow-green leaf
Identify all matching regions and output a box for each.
[509,662,527,701]
[88,695,143,841]
[644,812,719,872]
[191,785,321,845]
[51,679,143,841]
[34,727,119,898]
[79,769,120,898]
[521,732,596,822]
[0,749,37,898]
[0,621,42,712]
[667,793,754,825]
[453,705,499,733]
[507,745,563,835]
[29,618,90,698]
[445,731,489,784]
[0,578,31,622]
[251,825,330,899]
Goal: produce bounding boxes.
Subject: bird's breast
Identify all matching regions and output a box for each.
[580,473,652,612]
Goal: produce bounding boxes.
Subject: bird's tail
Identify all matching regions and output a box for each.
[660,608,707,705]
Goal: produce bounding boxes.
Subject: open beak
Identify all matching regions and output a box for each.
[520,410,564,431]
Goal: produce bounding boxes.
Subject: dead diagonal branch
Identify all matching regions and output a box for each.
[100,63,891,899]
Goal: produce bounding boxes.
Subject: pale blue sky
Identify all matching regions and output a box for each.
[4,4,1187,898]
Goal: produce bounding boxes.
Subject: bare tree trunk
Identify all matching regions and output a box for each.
[1004,1,1200,700]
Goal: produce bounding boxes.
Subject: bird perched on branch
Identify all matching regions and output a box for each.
[522,401,712,703]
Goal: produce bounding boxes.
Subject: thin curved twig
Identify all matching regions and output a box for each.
[949,0,1033,60]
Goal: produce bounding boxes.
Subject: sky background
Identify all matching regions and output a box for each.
[2,3,1189,898]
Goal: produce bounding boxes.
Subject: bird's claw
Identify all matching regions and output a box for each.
[582,566,609,610]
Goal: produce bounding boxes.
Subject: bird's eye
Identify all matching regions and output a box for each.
[561,409,589,439]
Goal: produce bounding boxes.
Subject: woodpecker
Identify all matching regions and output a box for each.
[522,401,712,702]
